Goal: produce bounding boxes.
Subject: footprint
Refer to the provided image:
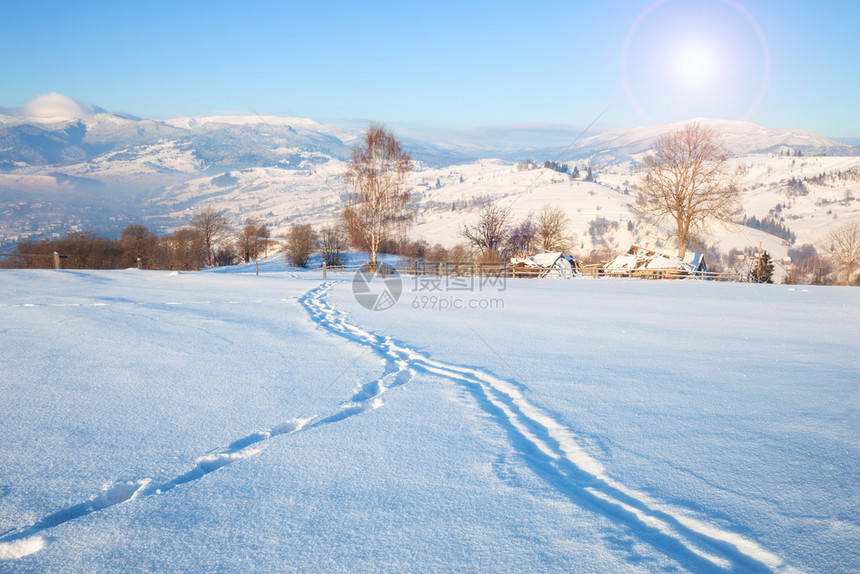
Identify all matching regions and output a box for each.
[91,479,150,511]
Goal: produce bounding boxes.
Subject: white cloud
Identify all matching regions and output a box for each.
[21,92,99,120]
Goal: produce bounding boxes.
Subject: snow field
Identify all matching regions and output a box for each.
[327,274,859,573]
[0,266,857,572]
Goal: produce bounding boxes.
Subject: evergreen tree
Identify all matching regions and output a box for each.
[750,250,775,283]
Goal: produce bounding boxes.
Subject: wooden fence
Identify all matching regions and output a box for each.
[313,260,749,282]
[0,252,68,269]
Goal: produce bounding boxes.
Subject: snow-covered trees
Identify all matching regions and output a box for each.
[634,122,740,259]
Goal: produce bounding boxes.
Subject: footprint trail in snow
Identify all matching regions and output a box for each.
[0,289,415,562]
[0,417,316,562]
[299,281,795,574]
[1,279,793,572]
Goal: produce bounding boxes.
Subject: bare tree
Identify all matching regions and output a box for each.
[506,215,537,258]
[284,224,318,267]
[318,223,349,267]
[536,204,573,252]
[343,124,412,267]
[212,242,238,266]
[823,221,860,285]
[159,227,206,271]
[448,243,470,262]
[56,230,120,269]
[460,200,512,261]
[237,217,269,262]
[119,224,158,268]
[7,239,48,268]
[634,122,740,259]
[190,207,232,267]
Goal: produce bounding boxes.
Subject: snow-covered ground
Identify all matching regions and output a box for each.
[0,261,857,572]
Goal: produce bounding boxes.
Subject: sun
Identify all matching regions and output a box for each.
[621,0,771,124]
[671,41,720,90]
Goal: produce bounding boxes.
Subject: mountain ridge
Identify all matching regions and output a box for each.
[1,105,858,259]
[2,111,857,171]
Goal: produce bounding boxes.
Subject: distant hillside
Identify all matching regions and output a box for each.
[1,109,858,263]
[557,118,858,165]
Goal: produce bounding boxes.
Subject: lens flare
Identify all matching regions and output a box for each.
[672,42,720,89]
[620,0,770,124]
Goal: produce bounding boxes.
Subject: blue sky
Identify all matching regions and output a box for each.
[3,0,859,140]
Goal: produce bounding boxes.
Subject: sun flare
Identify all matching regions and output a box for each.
[672,41,720,89]
[621,0,771,123]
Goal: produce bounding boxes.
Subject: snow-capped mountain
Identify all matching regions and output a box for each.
[1,104,858,263]
[0,112,357,173]
[557,118,857,165]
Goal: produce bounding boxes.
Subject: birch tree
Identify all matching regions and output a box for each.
[343,124,412,268]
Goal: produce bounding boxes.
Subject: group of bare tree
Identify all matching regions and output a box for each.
[280,220,472,268]
[184,208,272,267]
[7,226,198,271]
[628,122,859,285]
[5,209,272,271]
[459,202,575,263]
[280,222,353,268]
[156,209,272,270]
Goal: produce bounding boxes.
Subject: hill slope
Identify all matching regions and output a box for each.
[1,111,858,265]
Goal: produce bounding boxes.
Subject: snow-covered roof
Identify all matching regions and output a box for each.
[605,246,706,275]
[510,252,579,278]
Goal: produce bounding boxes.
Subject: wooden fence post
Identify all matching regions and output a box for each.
[53,252,60,270]
[322,262,327,279]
